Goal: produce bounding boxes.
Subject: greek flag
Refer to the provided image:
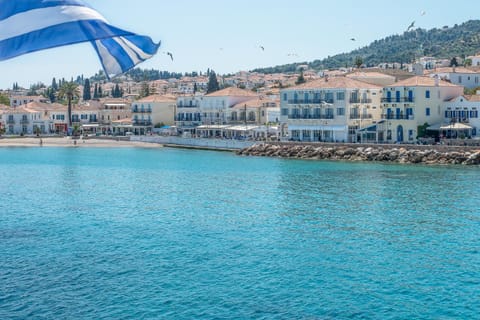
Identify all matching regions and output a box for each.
[0,0,160,78]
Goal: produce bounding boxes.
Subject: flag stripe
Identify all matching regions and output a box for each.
[0,6,107,41]
[0,0,89,20]
[0,20,133,61]
[0,0,160,78]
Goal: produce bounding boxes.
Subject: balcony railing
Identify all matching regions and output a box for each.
[382,114,415,120]
[132,108,152,113]
[349,114,373,120]
[288,114,334,120]
[133,120,152,126]
[381,98,415,103]
[6,119,15,124]
[349,98,372,104]
[287,99,334,105]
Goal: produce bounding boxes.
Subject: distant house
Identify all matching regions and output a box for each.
[10,95,49,107]
[440,95,480,138]
[426,67,480,89]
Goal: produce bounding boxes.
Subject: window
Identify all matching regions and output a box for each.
[426,108,430,116]
[336,92,345,101]
[425,90,430,99]
[281,108,288,116]
[337,108,345,116]
[408,130,414,141]
[283,93,287,101]
[458,76,462,83]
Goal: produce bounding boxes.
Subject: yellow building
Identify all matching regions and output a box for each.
[381,76,463,142]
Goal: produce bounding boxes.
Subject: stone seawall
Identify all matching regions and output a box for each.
[237,143,480,165]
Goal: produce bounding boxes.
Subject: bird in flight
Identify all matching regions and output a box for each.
[350,38,356,41]
[259,46,265,51]
[420,11,426,16]
[407,21,415,31]
[164,51,173,61]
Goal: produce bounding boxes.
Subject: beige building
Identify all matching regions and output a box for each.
[380,76,464,142]
[131,95,176,135]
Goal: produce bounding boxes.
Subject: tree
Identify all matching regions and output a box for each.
[354,56,364,69]
[0,93,10,105]
[51,78,58,91]
[83,78,91,101]
[98,84,103,98]
[193,82,198,94]
[57,81,80,128]
[450,57,459,67]
[112,83,122,98]
[140,82,150,98]
[295,70,306,85]
[207,70,220,94]
[93,83,99,99]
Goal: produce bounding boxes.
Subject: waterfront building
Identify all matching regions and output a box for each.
[90,99,131,135]
[131,95,176,135]
[176,94,203,135]
[280,76,382,143]
[380,76,464,143]
[435,94,480,138]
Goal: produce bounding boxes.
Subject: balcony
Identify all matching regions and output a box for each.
[382,114,415,120]
[133,120,152,126]
[287,99,334,105]
[349,98,372,104]
[6,119,15,124]
[349,114,373,120]
[288,114,334,120]
[132,108,152,113]
[381,97,415,103]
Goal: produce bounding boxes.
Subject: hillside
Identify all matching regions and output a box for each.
[252,20,480,74]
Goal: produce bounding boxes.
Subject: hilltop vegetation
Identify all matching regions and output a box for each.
[252,20,480,73]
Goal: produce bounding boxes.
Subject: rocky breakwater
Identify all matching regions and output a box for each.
[237,143,480,165]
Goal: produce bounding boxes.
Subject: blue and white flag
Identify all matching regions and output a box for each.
[0,0,160,78]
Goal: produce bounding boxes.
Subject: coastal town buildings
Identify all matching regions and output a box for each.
[280,76,383,143]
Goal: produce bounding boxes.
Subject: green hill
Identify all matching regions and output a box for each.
[252,20,480,74]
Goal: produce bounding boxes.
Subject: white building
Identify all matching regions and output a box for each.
[280,77,383,143]
[426,67,480,89]
[440,95,480,138]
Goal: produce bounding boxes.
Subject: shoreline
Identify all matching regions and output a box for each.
[237,143,480,165]
[0,137,163,148]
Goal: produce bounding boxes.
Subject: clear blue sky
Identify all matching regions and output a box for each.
[0,0,476,89]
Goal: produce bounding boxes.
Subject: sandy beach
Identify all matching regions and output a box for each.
[0,137,163,148]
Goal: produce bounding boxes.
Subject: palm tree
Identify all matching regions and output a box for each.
[57,81,80,129]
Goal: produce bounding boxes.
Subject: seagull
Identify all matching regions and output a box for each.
[350,38,356,41]
[407,21,415,31]
[259,46,265,51]
[420,11,426,16]
[164,51,173,61]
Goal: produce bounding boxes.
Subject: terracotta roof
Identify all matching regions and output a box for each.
[136,95,176,103]
[387,76,462,88]
[231,97,280,109]
[205,87,258,97]
[463,95,480,102]
[346,71,396,79]
[287,76,382,90]
[425,67,478,74]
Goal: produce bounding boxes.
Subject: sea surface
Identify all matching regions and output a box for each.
[1,147,479,319]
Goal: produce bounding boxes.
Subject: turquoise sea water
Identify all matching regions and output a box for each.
[1,147,479,319]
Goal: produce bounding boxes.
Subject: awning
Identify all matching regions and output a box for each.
[428,123,473,131]
[288,124,348,131]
